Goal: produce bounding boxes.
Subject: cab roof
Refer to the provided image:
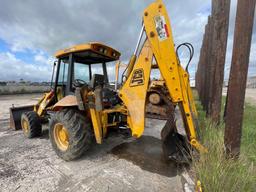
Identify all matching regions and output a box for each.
[55,42,121,64]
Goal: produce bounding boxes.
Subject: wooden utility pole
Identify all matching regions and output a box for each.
[208,0,231,122]
[196,0,231,122]
[196,22,210,103]
[196,17,212,111]
[196,31,206,100]
[224,0,256,157]
[204,16,213,114]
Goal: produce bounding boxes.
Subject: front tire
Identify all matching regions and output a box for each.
[21,111,42,138]
[49,108,93,161]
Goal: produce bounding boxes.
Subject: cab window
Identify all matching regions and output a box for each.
[56,58,68,100]
[91,63,103,76]
[58,59,68,85]
[74,62,90,83]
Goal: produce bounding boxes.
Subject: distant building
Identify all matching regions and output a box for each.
[41,82,51,86]
[30,82,40,86]
[19,78,25,84]
[6,81,17,86]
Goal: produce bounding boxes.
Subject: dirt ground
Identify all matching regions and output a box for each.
[244,89,256,105]
[223,88,256,105]
[0,94,185,192]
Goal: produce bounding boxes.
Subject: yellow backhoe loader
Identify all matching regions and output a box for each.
[10,0,206,162]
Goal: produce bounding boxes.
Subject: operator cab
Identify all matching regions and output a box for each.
[53,42,120,101]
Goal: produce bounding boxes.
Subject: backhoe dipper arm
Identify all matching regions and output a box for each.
[143,0,206,152]
[120,0,206,153]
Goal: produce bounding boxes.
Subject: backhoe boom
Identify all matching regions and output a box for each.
[120,0,206,153]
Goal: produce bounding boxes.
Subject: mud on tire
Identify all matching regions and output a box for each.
[21,111,42,138]
[49,108,93,161]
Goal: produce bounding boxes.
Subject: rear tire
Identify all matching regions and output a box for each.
[49,108,93,161]
[21,111,42,138]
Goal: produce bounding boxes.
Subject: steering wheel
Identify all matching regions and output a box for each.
[73,79,87,87]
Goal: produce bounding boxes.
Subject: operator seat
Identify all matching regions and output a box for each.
[89,74,120,108]
[90,74,105,89]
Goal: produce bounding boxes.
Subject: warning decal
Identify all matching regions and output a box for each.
[154,15,169,41]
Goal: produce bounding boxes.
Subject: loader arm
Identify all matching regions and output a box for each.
[120,0,206,153]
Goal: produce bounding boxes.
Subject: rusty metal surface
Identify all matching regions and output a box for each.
[203,16,214,114]
[161,112,191,164]
[146,103,171,120]
[145,86,173,120]
[195,30,206,99]
[197,0,231,123]
[224,0,256,157]
[9,105,34,130]
[52,95,78,111]
[207,0,231,122]
[149,92,161,105]
[196,16,213,112]
[198,21,207,105]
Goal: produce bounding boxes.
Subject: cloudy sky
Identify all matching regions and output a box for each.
[0,0,255,82]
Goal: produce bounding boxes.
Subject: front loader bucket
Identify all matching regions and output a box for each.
[9,105,34,130]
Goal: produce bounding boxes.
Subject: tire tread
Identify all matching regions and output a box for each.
[49,108,93,161]
[21,111,42,138]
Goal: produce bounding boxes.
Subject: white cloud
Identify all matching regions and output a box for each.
[0,0,255,82]
[0,52,52,81]
[34,51,53,65]
[223,0,256,79]
[0,0,211,56]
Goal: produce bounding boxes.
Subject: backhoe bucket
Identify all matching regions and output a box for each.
[161,115,192,164]
[9,105,34,130]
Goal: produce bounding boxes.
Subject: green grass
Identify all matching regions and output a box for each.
[241,103,256,163]
[192,94,256,192]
